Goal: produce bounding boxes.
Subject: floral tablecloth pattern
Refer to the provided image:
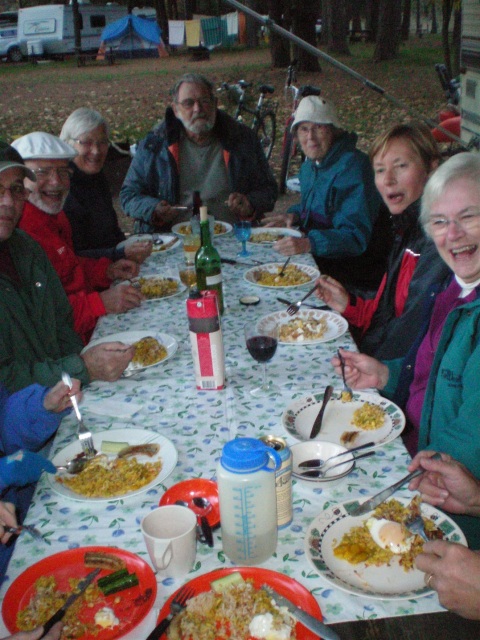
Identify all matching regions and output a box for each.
[0,236,446,635]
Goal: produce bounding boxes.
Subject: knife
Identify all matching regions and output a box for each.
[349,452,442,516]
[276,297,330,311]
[199,515,214,547]
[262,585,341,640]
[40,568,101,637]
[220,257,263,266]
[309,385,334,439]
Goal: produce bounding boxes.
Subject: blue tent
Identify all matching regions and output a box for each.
[100,15,165,58]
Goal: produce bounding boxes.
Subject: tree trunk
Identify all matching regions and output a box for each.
[401,0,411,41]
[373,0,402,62]
[244,0,259,48]
[71,0,81,55]
[452,6,462,76]
[431,1,438,34]
[292,0,322,70]
[442,0,454,78]
[365,0,380,41]
[324,0,351,56]
[416,0,422,37]
[267,0,291,68]
[154,0,169,46]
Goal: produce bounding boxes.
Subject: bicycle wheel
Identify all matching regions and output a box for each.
[279,129,295,194]
[254,111,276,160]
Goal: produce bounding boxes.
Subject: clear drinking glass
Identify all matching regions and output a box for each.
[178,264,197,290]
[234,221,252,257]
[244,322,280,397]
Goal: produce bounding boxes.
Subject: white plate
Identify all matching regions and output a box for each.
[82,330,178,375]
[244,262,319,289]
[257,309,348,345]
[247,227,302,244]
[172,221,233,237]
[49,428,177,502]
[117,234,180,253]
[305,498,467,599]
[283,390,405,447]
[133,275,186,300]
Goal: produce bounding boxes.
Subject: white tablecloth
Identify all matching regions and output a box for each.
[0,235,446,636]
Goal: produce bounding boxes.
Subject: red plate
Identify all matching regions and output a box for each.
[3,546,156,638]
[159,478,220,527]
[158,567,322,640]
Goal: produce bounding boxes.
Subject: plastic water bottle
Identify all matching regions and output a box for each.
[217,438,281,565]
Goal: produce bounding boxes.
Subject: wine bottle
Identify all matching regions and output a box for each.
[195,206,224,314]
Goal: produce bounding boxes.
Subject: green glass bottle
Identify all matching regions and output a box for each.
[195,206,224,314]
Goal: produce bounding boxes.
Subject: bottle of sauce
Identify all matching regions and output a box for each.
[195,205,224,314]
[217,438,281,565]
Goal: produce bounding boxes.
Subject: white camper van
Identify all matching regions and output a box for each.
[17,2,127,58]
[0,11,21,62]
[461,0,480,149]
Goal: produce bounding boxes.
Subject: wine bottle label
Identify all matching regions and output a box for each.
[205,273,222,286]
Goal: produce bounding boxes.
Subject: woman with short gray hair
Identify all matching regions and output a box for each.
[61,107,151,263]
[332,152,480,548]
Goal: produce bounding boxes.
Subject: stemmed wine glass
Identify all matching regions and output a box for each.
[234,221,252,257]
[244,322,280,397]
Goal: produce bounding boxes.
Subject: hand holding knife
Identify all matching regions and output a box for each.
[40,568,100,637]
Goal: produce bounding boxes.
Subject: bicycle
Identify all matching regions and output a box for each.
[279,59,321,194]
[218,80,277,160]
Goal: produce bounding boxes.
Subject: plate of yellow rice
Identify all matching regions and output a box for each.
[283,389,405,448]
[48,428,177,501]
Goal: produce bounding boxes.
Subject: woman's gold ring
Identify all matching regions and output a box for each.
[425,573,434,588]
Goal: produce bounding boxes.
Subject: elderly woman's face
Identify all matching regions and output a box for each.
[373,138,430,215]
[296,123,334,161]
[72,124,109,175]
[429,177,480,283]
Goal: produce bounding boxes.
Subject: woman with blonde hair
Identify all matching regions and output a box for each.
[315,121,448,360]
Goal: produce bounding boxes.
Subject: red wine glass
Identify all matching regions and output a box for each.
[244,322,279,397]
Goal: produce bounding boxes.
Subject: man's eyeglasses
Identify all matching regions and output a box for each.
[297,124,329,137]
[72,138,109,149]
[0,184,30,201]
[176,98,213,110]
[428,209,480,237]
[31,167,74,180]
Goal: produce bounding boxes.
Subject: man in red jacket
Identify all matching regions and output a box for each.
[13,132,143,343]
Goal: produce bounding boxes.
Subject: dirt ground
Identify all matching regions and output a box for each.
[1,43,446,232]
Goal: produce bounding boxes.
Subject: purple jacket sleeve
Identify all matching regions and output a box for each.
[0,383,67,455]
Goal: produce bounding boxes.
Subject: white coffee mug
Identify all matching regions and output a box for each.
[141,505,197,579]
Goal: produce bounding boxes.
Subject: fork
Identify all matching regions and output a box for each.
[337,349,353,397]
[146,585,195,640]
[405,514,429,542]
[287,283,319,315]
[61,372,96,459]
[278,255,291,277]
[4,523,44,542]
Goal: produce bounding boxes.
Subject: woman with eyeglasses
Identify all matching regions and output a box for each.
[333,152,480,548]
[263,95,390,295]
[314,122,446,360]
[60,108,152,264]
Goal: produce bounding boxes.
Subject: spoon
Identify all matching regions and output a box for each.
[175,500,211,546]
[299,441,375,468]
[191,497,214,547]
[56,456,91,474]
[300,451,376,478]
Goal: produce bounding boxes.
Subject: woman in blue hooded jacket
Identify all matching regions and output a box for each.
[265,96,389,294]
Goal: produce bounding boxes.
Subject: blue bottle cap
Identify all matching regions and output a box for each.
[220,438,281,473]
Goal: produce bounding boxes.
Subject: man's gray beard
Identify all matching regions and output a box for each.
[28,190,67,215]
[178,113,216,136]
